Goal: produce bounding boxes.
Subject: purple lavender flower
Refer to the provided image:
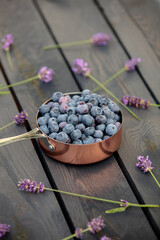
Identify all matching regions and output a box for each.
[13,110,28,124]
[38,66,54,83]
[136,155,154,173]
[92,33,111,46]
[120,199,128,207]
[75,228,83,239]
[18,179,45,193]
[0,223,10,238]
[87,216,105,234]
[72,59,91,76]
[125,58,141,71]
[2,34,14,51]
[100,236,112,240]
[121,95,150,109]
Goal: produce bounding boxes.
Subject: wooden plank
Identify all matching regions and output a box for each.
[0,0,158,239]
[98,0,160,102]
[0,71,71,239]
[35,0,160,235]
[120,0,160,60]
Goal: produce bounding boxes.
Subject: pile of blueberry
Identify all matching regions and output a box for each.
[37,89,122,144]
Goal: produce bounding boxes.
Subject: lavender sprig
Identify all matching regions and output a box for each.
[101,236,112,240]
[62,216,105,240]
[121,95,160,109]
[92,58,141,93]
[0,66,54,91]
[136,155,160,188]
[72,58,140,120]
[43,33,111,50]
[0,223,10,238]
[2,34,14,71]
[18,179,159,209]
[0,110,28,131]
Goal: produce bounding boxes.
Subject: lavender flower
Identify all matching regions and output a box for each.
[72,59,91,76]
[75,228,83,239]
[13,110,28,124]
[121,95,150,109]
[125,58,141,71]
[120,199,128,207]
[38,66,54,83]
[0,223,10,238]
[2,34,14,51]
[92,33,111,46]
[136,156,154,173]
[100,236,112,240]
[18,179,45,193]
[87,216,105,234]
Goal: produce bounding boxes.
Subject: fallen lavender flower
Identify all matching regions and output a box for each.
[136,155,160,188]
[0,223,10,238]
[72,58,140,120]
[0,66,54,91]
[92,58,141,93]
[2,34,14,71]
[100,236,112,240]
[18,179,45,193]
[0,110,28,131]
[43,32,111,50]
[121,95,160,109]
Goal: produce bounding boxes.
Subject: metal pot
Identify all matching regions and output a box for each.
[0,92,122,164]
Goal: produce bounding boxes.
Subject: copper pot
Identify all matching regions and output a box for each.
[0,92,122,164]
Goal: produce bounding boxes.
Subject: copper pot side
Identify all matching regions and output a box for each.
[36,93,123,165]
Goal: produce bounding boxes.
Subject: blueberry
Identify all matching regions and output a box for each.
[76,100,85,106]
[48,117,57,125]
[95,115,107,124]
[50,107,60,117]
[115,122,121,129]
[56,132,69,143]
[73,140,83,145]
[59,96,70,104]
[81,133,86,141]
[82,114,94,127]
[48,122,59,133]
[84,127,95,136]
[87,102,93,110]
[99,97,109,107]
[44,113,51,120]
[47,101,59,109]
[70,129,82,141]
[67,106,76,115]
[81,89,91,97]
[76,123,86,132]
[108,103,120,113]
[114,114,120,122]
[59,103,68,113]
[91,106,102,117]
[102,106,111,117]
[49,132,57,139]
[110,111,115,119]
[39,104,50,114]
[76,114,83,123]
[37,116,48,126]
[63,124,75,134]
[94,138,102,143]
[83,136,95,144]
[89,97,98,106]
[106,118,115,125]
[67,114,78,125]
[83,94,91,103]
[39,125,49,135]
[59,121,67,130]
[72,95,81,102]
[76,104,89,114]
[93,130,103,138]
[68,100,76,107]
[52,92,63,102]
[105,124,118,136]
[90,93,99,99]
[96,124,105,131]
[57,114,68,123]
[103,135,110,140]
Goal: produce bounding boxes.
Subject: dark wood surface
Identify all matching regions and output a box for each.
[0,0,159,239]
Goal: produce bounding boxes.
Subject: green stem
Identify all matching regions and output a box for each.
[6,49,13,71]
[150,103,160,107]
[0,91,11,95]
[128,203,159,208]
[88,73,140,120]
[62,228,90,240]
[0,121,16,131]
[0,76,39,90]
[92,67,126,93]
[43,39,92,50]
[44,187,159,208]
[149,169,160,188]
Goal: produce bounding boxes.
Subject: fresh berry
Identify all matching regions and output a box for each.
[63,124,75,134]
[48,117,57,125]
[37,116,48,126]
[89,97,98,106]
[105,124,118,136]
[73,140,83,144]
[106,118,115,125]
[115,122,121,129]
[50,107,60,117]
[83,136,95,144]
[59,103,68,113]
[70,129,82,141]
[67,114,79,125]
[52,92,63,102]
[94,138,103,143]
[96,124,105,131]
[103,135,110,140]
[39,104,50,114]
[67,107,76,115]
[108,102,120,113]
[99,97,109,107]
[102,106,111,117]
[76,123,86,132]
[56,132,69,143]
[91,106,102,117]
[44,113,51,120]
[83,94,91,103]
[82,114,94,127]
[93,130,103,138]
[48,122,59,133]
[57,114,68,123]
[59,121,67,130]
[81,89,91,97]
[76,103,89,114]
[114,114,120,121]
[49,132,57,139]
[95,115,107,124]
[84,127,95,136]
[39,125,49,135]
[59,96,70,104]
[72,95,81,102]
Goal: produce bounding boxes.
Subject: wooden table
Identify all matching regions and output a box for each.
[0,1,160,239]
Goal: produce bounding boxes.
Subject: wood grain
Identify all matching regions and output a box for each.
[0,72,71,239]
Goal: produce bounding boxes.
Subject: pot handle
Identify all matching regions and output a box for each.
[0,127,45,147]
